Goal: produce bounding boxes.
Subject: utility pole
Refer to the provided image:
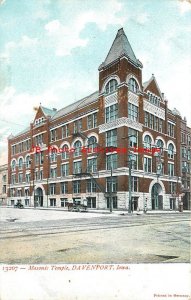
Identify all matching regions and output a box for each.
[110,167,113,213]
[128,158,132,213]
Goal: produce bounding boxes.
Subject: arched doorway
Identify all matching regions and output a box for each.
[35,187,43,207]
[151,183,163,210]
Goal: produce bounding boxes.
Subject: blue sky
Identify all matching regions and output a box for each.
[0,0,191,164]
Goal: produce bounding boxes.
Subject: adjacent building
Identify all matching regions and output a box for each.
[7,28,191,211]
[0,164,8,206]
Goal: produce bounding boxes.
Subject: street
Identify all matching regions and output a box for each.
[0,208,190,264]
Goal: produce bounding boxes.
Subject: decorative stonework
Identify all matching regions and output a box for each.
[128,91,139,106]
[104,92,118,107]
[99,117,143,133]
[143,99,165,120]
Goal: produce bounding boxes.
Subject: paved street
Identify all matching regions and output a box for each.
[0,208,190,264]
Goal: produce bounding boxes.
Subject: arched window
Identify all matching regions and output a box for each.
[156,139,164,155]
[25,156,31,168]
[105,79,118,94]
[88,136,97,152]
[74,140,82,157]
[144,135,152,149]
[11,160,16,171]
[18,158,23,169]
[61,145,69,160]
[128,78,139,93]
[168,143,174,159]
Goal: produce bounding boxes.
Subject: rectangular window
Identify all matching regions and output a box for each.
[168,163,174,177]
[26,173,31,183]
[50,129,57,142]
[87,113,97,129]
[106,129,117,147]
[144,157,152,172]
[87,158,97,172]
[60,182,68,194]
[128,128,138,148]
[18,173,23,183]
[159,119,163,133]
[61,198,68,207]
[144,112,149,127]
[50,168,57,178]
[169,182,176,194]
[106,153,118,170]
[61,164,69,177]
[106,177,118,192]
[154,116,159,131]
[181,147,187,159]
[2,185,6,193]
[87,179,97,193]
[131,154,138,170]
[62,124,69,138]
[73,181,81,194]
[149,114,154,129]
[35,134,43,145]
[105,104,118,123]
[131,176,138,192]
[73,161,82,174]
[128,103,138,121]
[50,198,56,207]
[168,123,175,137]
[107,196,118,209]
[74,119,82,133]
[49,183,56,195]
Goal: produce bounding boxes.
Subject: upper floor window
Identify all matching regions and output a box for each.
[35,134,43,145]
[50,129,57,142]
[62,124,69,138]
[128,103,138,121]
[106,176,118,192]
[25,156,31,168]
[168,163,174,177]
[106,129,117,147]
[11,145,16,155]
[105,79,118,94]
[168,122,175,137]
[144,157,152,172]
[128,128,138,148]
[88,136,97,152]
[11,160,16,171]
[73,161,82,175]
[74,119,82,133]
[74,140,82,157]
[18,158,23,169]
[156,139,164,155]
[87,113,97,129]
[105,104,118,123]
[61,145,69,160]
[168,143,174,159]
[144,135,152,149]
[128,78,138,93]
[87,157,97,173]
[106,153,118,170]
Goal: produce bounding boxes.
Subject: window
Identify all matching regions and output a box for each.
[50,199,56,207]
[105,79,118,94]
[61,198,68,207]
[154,116,159,131]
[131,154,138,170]
[168,122,175,137]
[106,154,117,170]
[131,176,138,192]
[60,182,68,194]
[74,119,82,133]
[106,129,117,147]
[26,140,30,151]
[168,144,174,159]
[61,164,69,177]
[87,179,97,193]
[169,182,176,194]
[149,114,154,129]
[159,119,163,133]
[73,181,81,193]
[105,104,118,123]
[128,128,138,148]
[62,124,69,138]
[61,145,69,160]
[87,113,97,129]
[39,170,43,180]
[87,136,97,152]
[128,78,138,93]
[11,174,16,184]
[10,188,15,197]
[49,151,57,163]
[187,149,190,160]
[25,156,31,168]
[144,112,149,127]
[107,196,118,209]
[181,147,187,159]
[144,135,152,149]
[3,185,6,193]
[144,157,152,172]
[74,140,82,157]
[49,183,56,195]
[106,177,118,192]
[87,157,97,172]
[35,134,43,145]
[50,167,57,178]
[11,160,16,171]
[156,139,164,155]
[12,145,16,155]
[73,161,82,174]
[128,103,138,121]
[2,175,6,182]
[168,163,174,177]
[18,158,23,169]
[50,129,57,141]
[26,173,30,183]
[18,173,23,183]
[87,197,96,208]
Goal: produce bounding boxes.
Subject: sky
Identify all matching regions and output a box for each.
[0,0,191,165]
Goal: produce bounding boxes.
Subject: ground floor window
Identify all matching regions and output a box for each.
[132,197,139,211]
[107,196,117,209]
[11,200,14,206]
[61,198,68,207]
[50,198,56,207]
[170,198,176,210]
[25,199,29,206]
[87,197,96,208]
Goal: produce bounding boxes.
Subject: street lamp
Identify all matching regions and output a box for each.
[122,135,137,213]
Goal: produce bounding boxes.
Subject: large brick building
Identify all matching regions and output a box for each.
[7,28,191,211]
[0,164,8,206]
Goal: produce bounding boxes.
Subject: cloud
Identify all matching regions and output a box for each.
[177,0,191,14]
[45,0,126,56]
[0,0,6,5]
